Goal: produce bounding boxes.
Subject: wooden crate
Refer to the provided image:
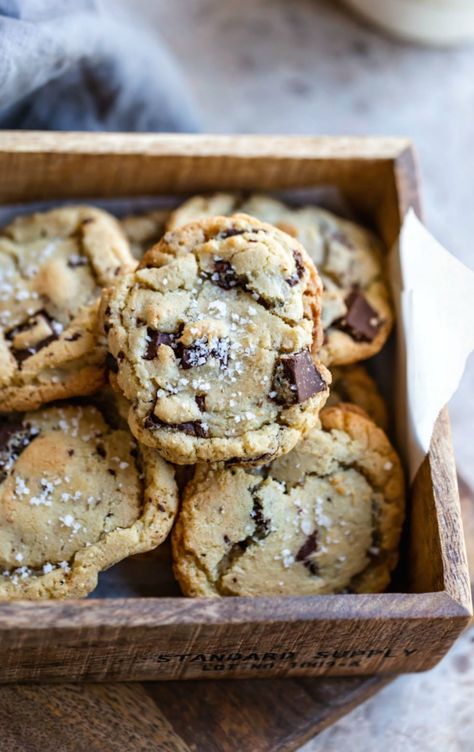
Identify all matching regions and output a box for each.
[0,132,471,683]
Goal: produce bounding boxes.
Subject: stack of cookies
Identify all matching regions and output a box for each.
[0,196,405,600]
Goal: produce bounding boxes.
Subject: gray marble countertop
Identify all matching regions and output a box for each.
[106,1,474,748]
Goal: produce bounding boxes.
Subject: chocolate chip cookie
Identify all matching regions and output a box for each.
[0,404,178,599]
[172,403,405,596]
[102,213,330,465]
[327,364,389,430]
[168,193,393,366]
[0,206,136,412]
[120,209,170,259]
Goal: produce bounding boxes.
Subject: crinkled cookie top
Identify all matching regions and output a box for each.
[173,404,405,596]
[103,213,330,464]
[0,206,135,411]
[168,193,393,366]
[0,404,178,599]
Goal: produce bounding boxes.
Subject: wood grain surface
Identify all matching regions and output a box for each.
[0,674,389,752]
[0,483,471,752]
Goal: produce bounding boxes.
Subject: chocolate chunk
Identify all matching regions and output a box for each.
[250,495,270,540]
[338,290,381,343]
[103,306,112,333]
[12,335,57,364]
[6,315,42,340]
[180,339,210,369]
[293,250,305,278]
[0,420,39,483]
[0,420,25,453]
[206,259,262,300]
[144,329,176,360]
[106,353,119,373]
[7,310,60,365]
[304,560,320,576]
[272,349,326,405]
[96,444,107,458]
[225,452,275,467]
[7,308,57,340]
[296,531,318,562]
[144,412,208,438]
[218,228,246,240]
[286,250,305,287]
[211,259,239,289]
[195,395,206,412]
[210,337,230,368]
[144,412,161,430]
[180,337,229,370]
[179,421,208,438]
[217,485,270,579]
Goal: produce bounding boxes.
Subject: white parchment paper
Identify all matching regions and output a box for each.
[389,209,474,480]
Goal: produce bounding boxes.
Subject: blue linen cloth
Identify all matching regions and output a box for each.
[0,0,199,131]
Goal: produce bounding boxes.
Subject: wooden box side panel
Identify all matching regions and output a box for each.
[0,133,410,246]
[417,411,472,608]
[0,592,469,682]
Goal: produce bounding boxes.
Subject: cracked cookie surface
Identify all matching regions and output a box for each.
[327,364,388,430]
[0,206,136,412]
[102,213,330,465]
[0,403,178,599]
[172,403,404,596]
[168,193,393,366]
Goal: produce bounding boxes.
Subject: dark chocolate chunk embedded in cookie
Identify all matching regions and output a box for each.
[338,289,382,343]
[180,339,212,369]
[0,418,40,483]
[272,349,326,405]
[144,411,209,439]
[103,213,330,465]
[295,531,318,563]
[195,395,206,412]
[285,250,306,287]
[144,329,178,360]
[105,353,119,373]
[6,310,61,365]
